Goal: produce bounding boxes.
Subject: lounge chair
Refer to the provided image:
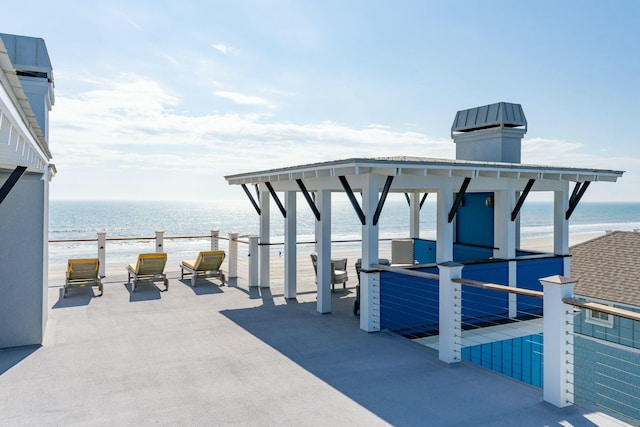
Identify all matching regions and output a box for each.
[180,250,226,287]
[126,253,168,292]
[310,253,349,292]
[65,258,103,297]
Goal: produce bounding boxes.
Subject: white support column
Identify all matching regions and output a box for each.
[248,235,259,288]
[97,231,106,277]
[259,188,270,288]
[361,176,381,332]
[436,183,454,263]
[315,189,332,314]
[284,191,297,299]
[211,229,219,251]
[409,191,420,239]
[494,189,517,317]
[228,232,238,278]
[155,230,164,253]
[554,185,570,276]
[541,275,575,408]
[438,262,463,364]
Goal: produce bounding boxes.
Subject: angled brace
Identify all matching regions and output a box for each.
[296,179,320,221]
[338,176,365,225]
[265,182,286,218]
[404,192,429,209]
[565,181,590,220]
[373,176,394,226]
[241,184,261,215]
[420,192,429,209]
[0,166,27,205]
[448,177,471,223]
[511,179,536,221]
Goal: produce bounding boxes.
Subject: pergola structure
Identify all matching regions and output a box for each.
[225,103,624,332]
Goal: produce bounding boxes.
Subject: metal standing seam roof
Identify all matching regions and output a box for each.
[451,102,527,137]
[224,156,624,186]
[570,231,640,307]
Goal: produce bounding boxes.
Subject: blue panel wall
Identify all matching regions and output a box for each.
[461,262,509,325]
[379,267,440,335]
[461,334,544,388]
[412,239,495,263]
[516,257,563,316]
[453,244,494,262]
[455,192,494,247]
[414,239,436,264]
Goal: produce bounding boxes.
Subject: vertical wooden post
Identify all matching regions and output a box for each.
[315,189,331,314]
[248,235,259,288]
[541,275,575,408]
[228,232,238,278]
[284,191,297,299]
[211,229,219,251]
[155,231,164,253]
[438,262,463,363]
[97,231,106,277]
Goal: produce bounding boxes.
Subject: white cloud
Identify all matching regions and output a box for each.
[49,73,636,201]
[214,91,272,107]
[212,43,237,55]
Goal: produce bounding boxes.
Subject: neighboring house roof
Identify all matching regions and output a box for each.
[571,231,640,307]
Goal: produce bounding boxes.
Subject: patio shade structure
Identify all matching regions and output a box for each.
[225,102,624,332]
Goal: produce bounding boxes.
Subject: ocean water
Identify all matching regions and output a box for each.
[48,198,640,266]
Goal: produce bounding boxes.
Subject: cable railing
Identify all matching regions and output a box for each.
[48,232,392,291]
[368,259,640,422]
[565,300,640,422]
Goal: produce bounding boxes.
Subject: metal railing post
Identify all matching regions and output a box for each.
[97,231,106,277]
[228,232,238,278]
[211,229,220,251]
[155,231,164,253]
[248,235,259,288]
[437,262,464,364]
[541,275,576,408]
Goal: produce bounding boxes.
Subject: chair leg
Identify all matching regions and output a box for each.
[164,278,169,290]
[191,275,197,287]
[132,279,136,292]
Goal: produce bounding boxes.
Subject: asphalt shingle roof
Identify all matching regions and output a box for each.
[570,231,640,307]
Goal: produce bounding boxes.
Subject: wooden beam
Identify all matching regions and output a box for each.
[564,298,640,322]
[448,177,471,223]
[420,192,429,209]
[511,179,535,221]
[373,176,394,226]
[0,166,27,205]
[296,179,320,221]
[565,181,590,220]
[338,176,365,225]
[241,184,261,215]
[265,182,286,218]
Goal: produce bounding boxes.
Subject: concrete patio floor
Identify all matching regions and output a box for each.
[0,270,633,426]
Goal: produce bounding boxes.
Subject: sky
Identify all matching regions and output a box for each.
[1,1,639,202]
